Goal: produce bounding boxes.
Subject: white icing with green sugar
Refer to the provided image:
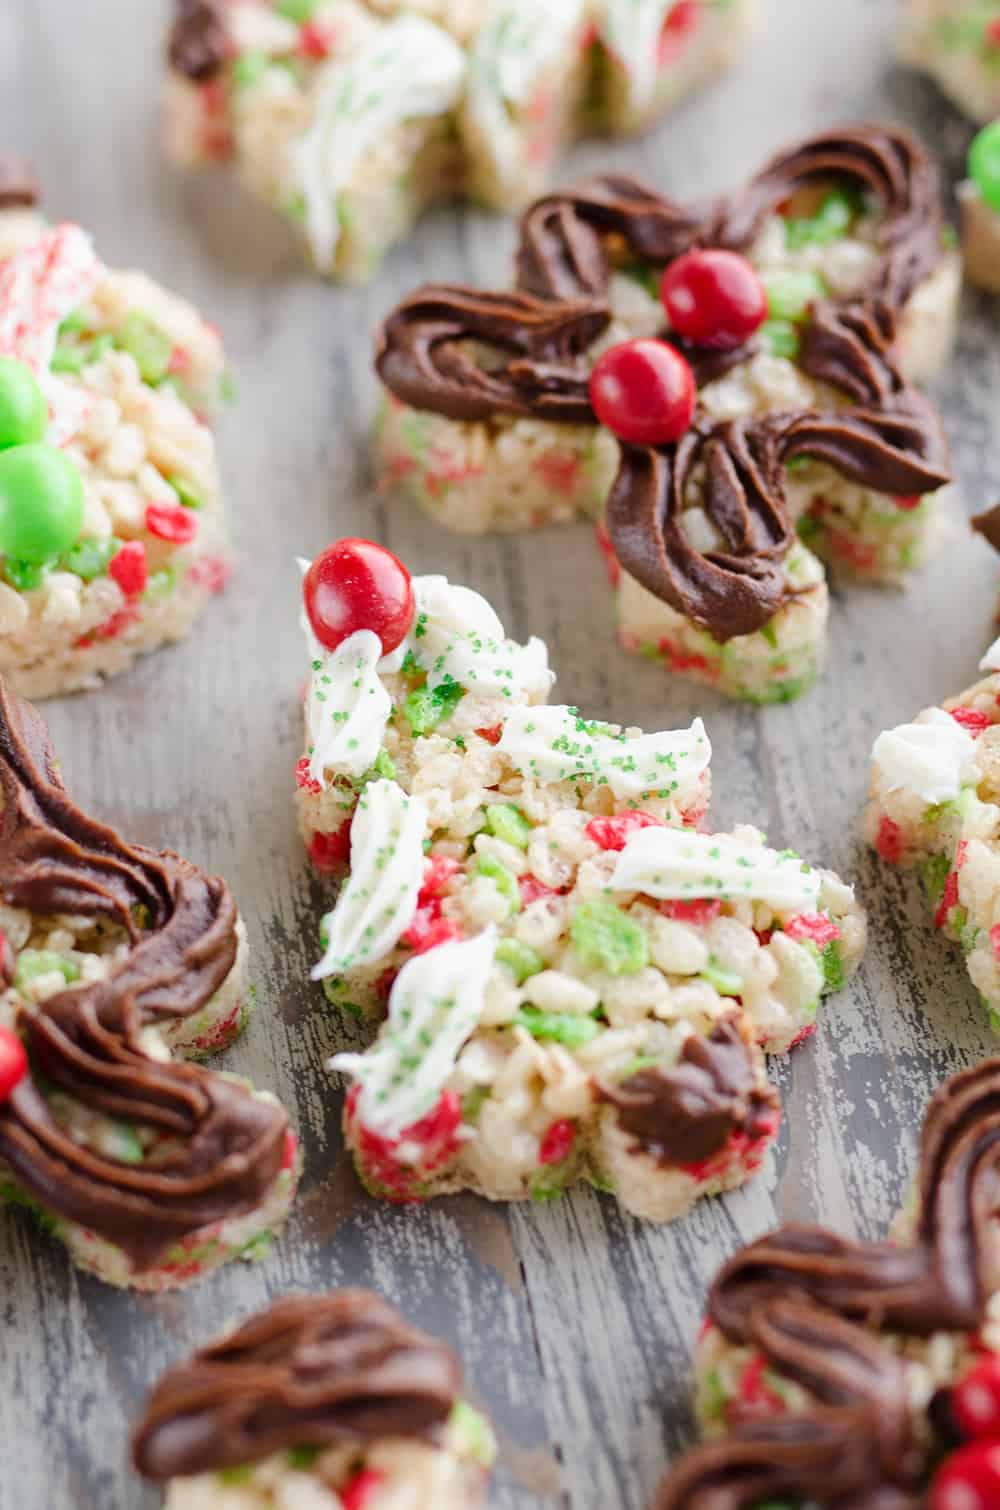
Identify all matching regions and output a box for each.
[312,780,427,980]
[498,706,711,800]
[293,15,466,272]
[404,575,553,702]
[329,928,496,1139]
[981,637,1000,673]
[612,827,823,912]
[597,0,685,114]
[464,0,587,187]
[872,708,977,806]
[305,629,392,785]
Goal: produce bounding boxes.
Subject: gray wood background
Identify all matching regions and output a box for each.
[2,1,999,1506]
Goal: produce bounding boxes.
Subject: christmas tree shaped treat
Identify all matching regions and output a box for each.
[294,539,866,1219]
[0,163,232,698]
[375,126,959,702]
[0,680,299,1289]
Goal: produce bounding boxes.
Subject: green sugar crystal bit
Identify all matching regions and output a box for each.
[476,853,521,913]
[232,49,269,88]
[14,949,80,991]
[513,1005,601,1047]
[919,851,952,905]
[700,957,743,996]
[461,1085,490,1123]
[403,676,465,735]
[118,312,173,385]
[62,535,118,581]
[217,1466,255,1487]
[485,803,533,850]
[821,941,844,993]
[145,566,177,600]
[762,269,827,323]
[371,748,396,781]
[96,1121,144,1164]
[286,1445,322,1470]
[3,557,53,592]
[700,1366,728,1423]
[495,938,544,983]
[168,474,202,509]
[449,1400,497,1467]
[760,318,800,360]
[784,187,859,249]
[277,0,321,17]
[570,899,648,976]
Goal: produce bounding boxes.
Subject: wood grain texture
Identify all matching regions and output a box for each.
[2,0,1000,1505]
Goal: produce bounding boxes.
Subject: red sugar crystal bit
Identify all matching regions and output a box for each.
[585,809,666,852]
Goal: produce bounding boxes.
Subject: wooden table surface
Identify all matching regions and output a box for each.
[3,1,1000,1506]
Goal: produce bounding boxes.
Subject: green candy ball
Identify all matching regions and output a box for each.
[0,358,47,451]
[970,121,1000,214]
[0,443,85,565]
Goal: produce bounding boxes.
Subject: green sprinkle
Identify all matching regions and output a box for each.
[760,318,800,360]
[513,1006,601,1047]
[403,676,465,735]
[700,957,743,996]
[58,310,88,336]
[759,620,779,648]
[13,949,80,990]
[821,941,844,994]
[461,1085,490,1123]
[276,0,321,17]
[98,1121,144,1164]
[920,852,952,906]
[145,566,177,600]
[762,269,827,323]
[3,557,53,592]
[619,1053,661,1079]
[784,187,859,249]
[168,474,202,509]
[286,1446,322,1471]
[232,49,270,88]
[476,853,521,913]
[62,535,118,582]
[448,1401,497,1467]
[570,899,648,976]
[372,748,397,781]
[485,803,533,850]
[117,312,173,385]
[495,938,544,983]
[700,1366,728,1423]
[217,1466,255,1487]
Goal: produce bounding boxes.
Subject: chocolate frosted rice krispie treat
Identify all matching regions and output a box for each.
[376,126,958,704]
[132,1290,496,1510]
[655,1055,1000,1509]
[295,539,865,1220]
[0,681,299,1290]
[865,593,1000,1035]
[163,0,756,282]
[960,120,1000,292]
[0,171,232,698]
[901,0,1000,122]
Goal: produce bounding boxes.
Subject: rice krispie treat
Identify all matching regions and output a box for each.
[960,120,1000,292]
[655,1056,1000,1510]
[0,680,299,1290]
[296,540,865,1220]
[864,605,1000,1034]
[0,169,232,699]
[163,0,756,281]
[376,126,958,703]
[132,1290,496,1510]
[901,0,1000,122]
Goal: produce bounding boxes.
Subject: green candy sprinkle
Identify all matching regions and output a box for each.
[821,941,844,993]
[476,853,521,913]
[700,1366,728,1422]
[217,1466,255,1487]
[762,269,827,323]
[920,851,952,905]
[495,938,545,983]
[97,1121,144,1164]
[0,442,85,564]
[51,332,113,374]
[62,536,118,582]
[145,565,177,600]
[232,49,270,88]
[169,474,202,509]
[461,1085,490,1123]
[700,957,743,996]
[118,312,173,385]
[403,676,465,735]
[759,620,779,648]
[3,557,52,592]
[286,1446,322,1470]
[571,899,648,976]
[784,187,859,249]
[58,310,88,336]
[485,803,533,850]
[0,358,47,450]
[513,1005,601,1047]
[759,319,800,360]
[970,120,1000,214]
[448,1401,497,1467]
[14,949,81,990]
[276,0,321,18]
[371,748,396,781]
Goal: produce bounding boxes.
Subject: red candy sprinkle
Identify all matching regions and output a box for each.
[930,1441,1000,1510]
[988,16,1000,45]
[304,538,414,655]
[783,913,841,948]
[348,1086,463,1202]
[893,494,922,511]
[294,756,322,796]
[990,923,1000,965]
[419,854,461,900]
[660,249,767,351]
[476,724,503,746]
[339,1470,387,1510]
[951,1356,1000,1441]
[539,1119,576,1166]
[589,338,696,446]
[308,822,352,872]
[875,815,904,865]
[108,540,148,598]
[659,0,701,60]
[401,910,462,955]
[280,1130,298,1173]
[660,898,723,927]
[951,706,992,736]
[520,875,564,907]
[934,841,968,930]
[145,502,198,544]
[585,810,666,852]
[0,1026,28,1102]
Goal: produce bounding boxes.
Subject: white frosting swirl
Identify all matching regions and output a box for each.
[305,629,392,784]
[293,15,466,273]
[329,928,496,1140]
[499,705,710,801]
[612,827,823,913]
[312,779,427,980]
[405,574,553,703]
[871,707,977,806]
[596,0,679,116]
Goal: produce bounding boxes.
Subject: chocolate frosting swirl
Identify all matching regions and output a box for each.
[655,1055,1000,1505]
[597,1014,779,1165]
[168,0,228,82]
[0,683,287,1268]
[132,1290,461,1479]
[0,155,39,211]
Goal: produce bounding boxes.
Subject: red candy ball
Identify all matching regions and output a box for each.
[660,249,768,351]
[931,1442,1000,1510]
[304,538,414,654]
[0,1025,28,1102]
[952,1358,1000,1442]
[589,338,696,446]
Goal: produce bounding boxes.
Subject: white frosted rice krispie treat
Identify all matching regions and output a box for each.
[960,120,1000,292]
[900,0,1000,122]
[0,681,299,1291]
[655,1056,1000,1509]
[864,625,1000,1033]
[132,1291,495,1510]
[0,183,232,699]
